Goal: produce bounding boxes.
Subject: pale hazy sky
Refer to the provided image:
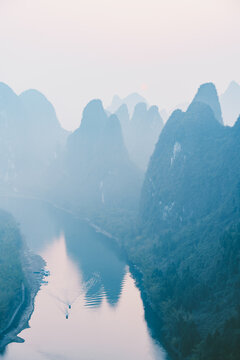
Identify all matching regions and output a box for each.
[0,0,239,130]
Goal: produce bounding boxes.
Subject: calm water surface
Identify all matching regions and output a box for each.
[0,198,167,360]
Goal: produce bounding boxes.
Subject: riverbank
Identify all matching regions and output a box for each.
[0,249,45,351]
[0,194,167,355]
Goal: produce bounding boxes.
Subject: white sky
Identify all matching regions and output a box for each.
[0,0,239,130]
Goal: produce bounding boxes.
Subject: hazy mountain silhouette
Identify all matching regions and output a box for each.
[115,103,130,138]
[159,109,168,123]
[115,102,163,170]
[54,99,142,214]
[220,81,240,126]
[19,89,68,145]
[19,90,69,192]
[0,83,25,192]
[191,82,223,124]
[0,83,68,196]
[108,93,147,114]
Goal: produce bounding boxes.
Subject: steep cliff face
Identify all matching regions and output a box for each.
[140,102,225,231]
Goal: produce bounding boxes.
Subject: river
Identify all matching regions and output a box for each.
[0,198,167,360]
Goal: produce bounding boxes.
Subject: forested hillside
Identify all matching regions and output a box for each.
[0,210,24,333]
[131,87,240,359]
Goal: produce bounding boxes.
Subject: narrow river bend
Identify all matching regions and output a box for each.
[0,198,167,360]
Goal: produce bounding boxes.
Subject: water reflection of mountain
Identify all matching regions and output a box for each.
[0,197,126,308]
[64,221,126,308]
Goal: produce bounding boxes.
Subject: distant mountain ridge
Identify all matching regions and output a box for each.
[115,101,164,170]
[108,92,147,115]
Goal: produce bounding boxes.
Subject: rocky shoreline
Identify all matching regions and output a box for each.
[0,249,45,351]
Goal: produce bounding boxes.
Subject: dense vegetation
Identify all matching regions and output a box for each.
[131,98,240,359]
[0,210,25,333]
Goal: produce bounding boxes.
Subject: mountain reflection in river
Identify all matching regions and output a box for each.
[0,198,166,360]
